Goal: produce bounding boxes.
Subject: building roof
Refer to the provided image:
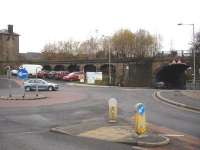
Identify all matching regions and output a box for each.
[0,29,19,36]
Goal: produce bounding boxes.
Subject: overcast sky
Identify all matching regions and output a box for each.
[0,0,200,53]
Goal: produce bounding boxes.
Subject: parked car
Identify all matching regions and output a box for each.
[55,71,69,80]
[63,72,83,81]
[47,71,56,79]
[154,81,165,89]
[24,79,59,91]
[11,69,18,76]
[54,71,61,80]
[37,70,48,78]
[19,64,43,77]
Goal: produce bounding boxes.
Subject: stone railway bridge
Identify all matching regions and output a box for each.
[0,56,199,88]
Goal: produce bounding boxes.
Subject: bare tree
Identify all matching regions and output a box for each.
[192,31,200,55]
[41,40,79,60]
[135,29,159,57]
[111,29,160,58]
[112,29,135,58]
[41,28,162,60]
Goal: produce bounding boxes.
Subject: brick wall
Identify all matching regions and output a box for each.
[0,34,19,61]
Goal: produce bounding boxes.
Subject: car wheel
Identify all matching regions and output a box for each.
[48,86,53,91]
[25,86,31,92]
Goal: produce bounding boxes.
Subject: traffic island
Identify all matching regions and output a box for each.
[0,95,47,100]
[128,134,169,147]
[50,119,170,147]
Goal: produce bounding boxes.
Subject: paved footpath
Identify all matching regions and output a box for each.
[159,90,200,111]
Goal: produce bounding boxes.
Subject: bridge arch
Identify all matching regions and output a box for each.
[68,64,80,72]
[84,64,96,72]
[154,63,190,89]
[43,65,52,71]
[100,64,116,74]
[54,65,65,71]
[99,64,116,84]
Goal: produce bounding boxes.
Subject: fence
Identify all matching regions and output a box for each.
[154,50,192,57]
[186,80,200,90]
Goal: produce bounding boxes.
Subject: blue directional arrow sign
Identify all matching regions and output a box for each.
[17,68,28,80]
[137,104,145,115]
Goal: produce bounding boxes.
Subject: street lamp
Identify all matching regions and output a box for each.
[108,41,111,85]
[177,23,196,88]
[102,35,111,85]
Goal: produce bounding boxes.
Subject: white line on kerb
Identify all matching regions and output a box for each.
[160,134,184,137]
[132,146,147,150]
[152,91,200,114]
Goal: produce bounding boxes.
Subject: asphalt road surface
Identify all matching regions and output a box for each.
[0,79,199,150]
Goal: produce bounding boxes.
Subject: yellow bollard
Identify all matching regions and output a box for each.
[134,103,146,135]
[108,98,118,123]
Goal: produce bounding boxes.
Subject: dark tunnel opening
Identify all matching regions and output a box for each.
[68,64,80,72]
[84,65,96,73]
[155,63,190,89]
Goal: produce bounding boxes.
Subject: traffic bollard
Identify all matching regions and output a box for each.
[133,103,146,135]
[108,98,118,123]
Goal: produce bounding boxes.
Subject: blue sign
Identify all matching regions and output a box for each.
[137,104,145,115]
[17,68,28,80]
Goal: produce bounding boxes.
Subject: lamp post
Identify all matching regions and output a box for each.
[108,40,111,85]
[178,23,196,88]
[102,35,111,85]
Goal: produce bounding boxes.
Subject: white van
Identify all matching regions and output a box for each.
[19,64,43,77]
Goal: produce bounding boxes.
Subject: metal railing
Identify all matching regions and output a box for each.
[154,50,192,57]
[186,80,200,90]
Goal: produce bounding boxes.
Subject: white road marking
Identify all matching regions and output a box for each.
[132,146,147,150]
[160,134,184,137]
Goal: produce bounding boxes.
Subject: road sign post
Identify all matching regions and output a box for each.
[7,66,12,97]
[17,68,28,98]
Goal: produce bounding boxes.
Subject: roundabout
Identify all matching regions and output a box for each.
[0,95,47,100]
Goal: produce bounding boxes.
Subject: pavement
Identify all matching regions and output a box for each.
[155,90,200,112]
[0,77,21,89]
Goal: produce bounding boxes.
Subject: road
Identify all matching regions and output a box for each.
[0,81,199,150]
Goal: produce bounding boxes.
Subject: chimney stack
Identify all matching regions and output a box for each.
[8,25,13,33]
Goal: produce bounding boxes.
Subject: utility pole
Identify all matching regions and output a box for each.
[178,23,196,89]
[108,41,111,85]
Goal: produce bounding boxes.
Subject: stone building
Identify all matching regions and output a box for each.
[0,25,19,61]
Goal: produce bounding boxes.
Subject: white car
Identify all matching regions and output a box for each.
[11,69,18,76]
[155,81,165,89]
[19,64,43,77]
